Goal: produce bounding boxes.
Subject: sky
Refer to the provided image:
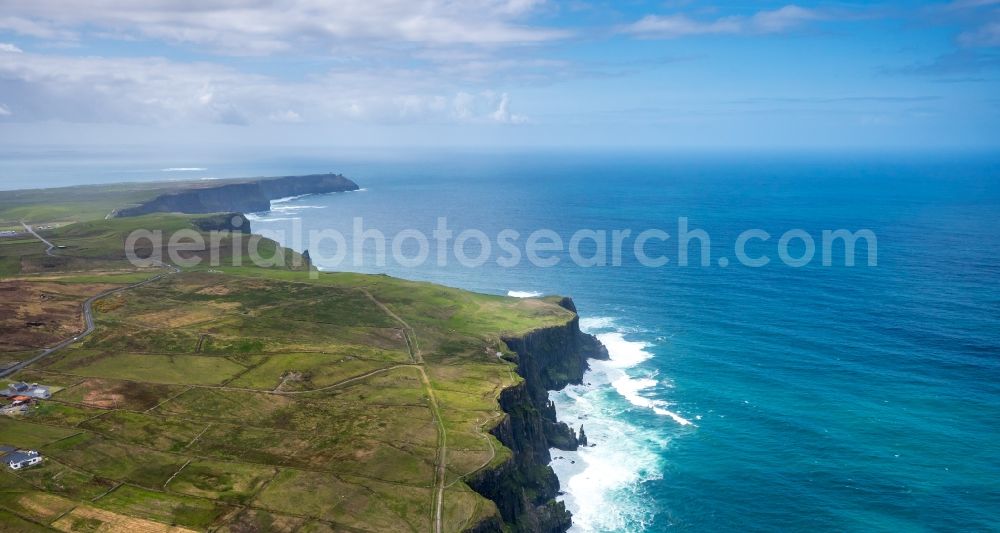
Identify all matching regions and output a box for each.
[0,0,998,150]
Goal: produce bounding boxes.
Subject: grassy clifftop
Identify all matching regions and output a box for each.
[0,189,584,532]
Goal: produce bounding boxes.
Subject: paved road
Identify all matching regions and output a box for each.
[0,268,178,379]
[1,224,180,379]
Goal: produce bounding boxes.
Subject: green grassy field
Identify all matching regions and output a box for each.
[166,460,276,503]
[12,457,117,501]
[0,419,81,449]
[48,352,247,385]
[0,183,578,531]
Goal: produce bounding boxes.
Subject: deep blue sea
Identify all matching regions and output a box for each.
[3,148,999,531]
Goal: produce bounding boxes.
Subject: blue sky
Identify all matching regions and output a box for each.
[0,1,998,150]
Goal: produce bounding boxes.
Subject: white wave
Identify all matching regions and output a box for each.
[609,371,692,425]
[557,431,662,531]
[160,167,206,172]
[270,194,311,204]
[579,316,617,332]
[550,381,663,532]
[597,332,653,368]
[551,319,695,531]
[508,290,542,298]
[270,204,327,212]
[653,407,693,426]
[244,213,299,222]
[611,376,660,410]
[597,332,693,425]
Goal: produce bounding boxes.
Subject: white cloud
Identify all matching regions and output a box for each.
[749,5,823,33]
[0,1,566,53]
[0,16,77,40]
[0,51,529,126]
[0,104,10,116]
[0,43,23,53]
[492,93,528,124]
[624,14,740,38]
[622,5,824,39]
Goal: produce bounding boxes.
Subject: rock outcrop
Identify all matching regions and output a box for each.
[117,174,358,217]
[466,298,608,532]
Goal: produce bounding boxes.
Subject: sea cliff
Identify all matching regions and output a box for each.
[116,174,358,216]
[467,298,608,532]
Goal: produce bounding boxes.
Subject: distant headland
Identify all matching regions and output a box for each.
[116,173,359,217]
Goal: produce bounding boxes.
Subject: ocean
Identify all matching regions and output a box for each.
[4,148,999,531]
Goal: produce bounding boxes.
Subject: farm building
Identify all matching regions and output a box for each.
[3,450,42,470]
[1,382,50,399]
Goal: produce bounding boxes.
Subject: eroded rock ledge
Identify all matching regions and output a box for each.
[467,297,609,532]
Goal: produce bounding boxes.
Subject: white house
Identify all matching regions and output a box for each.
[5,450,42,470]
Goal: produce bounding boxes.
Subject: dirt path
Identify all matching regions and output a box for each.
[267,364,417,395]
[358,288,423,365]
[359,288,446,533]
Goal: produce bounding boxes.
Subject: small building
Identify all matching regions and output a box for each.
[4,382,29,395]
[2,382,50,400]
[4,450,42,470]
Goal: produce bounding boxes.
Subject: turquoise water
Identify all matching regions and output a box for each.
[5,150,1000,531]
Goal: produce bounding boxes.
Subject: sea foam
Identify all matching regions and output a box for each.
[244,213,299,222]
[270,194,312,204]
[579,316,617,330]
[551,410,662,532]
[508,290,543,298]
[270,204,327,213]
[550,318,693,531]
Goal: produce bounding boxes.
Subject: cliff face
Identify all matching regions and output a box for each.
[467,298,608,532]
[191,213,252,233]
[117,174,358,217]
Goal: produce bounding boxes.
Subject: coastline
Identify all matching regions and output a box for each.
[244,190,612,531]
[546,316,700,531]
[464,298,609,531]
[243,186,691,531]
